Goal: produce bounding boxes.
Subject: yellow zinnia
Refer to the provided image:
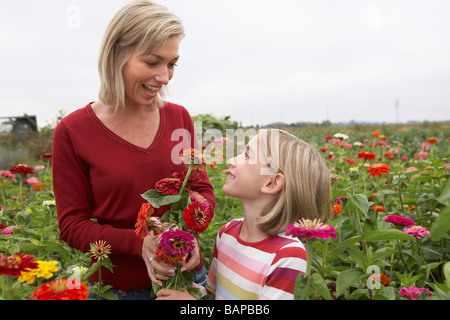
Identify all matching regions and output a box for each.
[18,260,60,284]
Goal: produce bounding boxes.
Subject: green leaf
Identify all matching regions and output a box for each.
[364,229,412,241]
[430,205,450,241]
[336,269,367,296]
[141,189,181,208]
[347,194,369,218]
[294,274,308,300]
[327,235,362,261]
[444,261,450,288]
[437,180,450,206]
[311,273,333,300]
[347,248,369,270]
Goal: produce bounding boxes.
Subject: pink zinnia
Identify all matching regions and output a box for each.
[385,215,415,226]
[159,229,195,257]
[403,225,430,239]
[399,286,433,300]
[286,218,337,239]
[1,225,22,235]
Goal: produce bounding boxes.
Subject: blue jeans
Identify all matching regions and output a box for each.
[88,266,207,300]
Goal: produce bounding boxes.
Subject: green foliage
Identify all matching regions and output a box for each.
[1,115,450,300]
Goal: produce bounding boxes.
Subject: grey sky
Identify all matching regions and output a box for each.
[1,0,449,128]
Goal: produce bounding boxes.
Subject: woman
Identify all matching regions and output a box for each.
[52,0,215,299]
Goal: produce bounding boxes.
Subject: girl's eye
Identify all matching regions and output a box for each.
[168,63,178,69]
[244,152,249,158]
[146,62,157,67]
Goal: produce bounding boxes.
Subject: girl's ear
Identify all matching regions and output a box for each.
[261,173,285,195]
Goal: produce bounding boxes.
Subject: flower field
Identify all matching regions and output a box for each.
[1,118,450,300]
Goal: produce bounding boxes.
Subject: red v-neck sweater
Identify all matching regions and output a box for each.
[52,102,215,290]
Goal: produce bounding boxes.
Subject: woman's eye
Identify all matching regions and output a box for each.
[146,62,157,67]
[168,63,178,69]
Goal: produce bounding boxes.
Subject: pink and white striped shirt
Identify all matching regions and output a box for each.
[206,218,307,300]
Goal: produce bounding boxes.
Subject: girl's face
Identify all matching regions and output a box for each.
[122,36,180,108]
[223,135,270,200]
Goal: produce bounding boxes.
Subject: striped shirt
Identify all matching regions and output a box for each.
[206,218,307,300]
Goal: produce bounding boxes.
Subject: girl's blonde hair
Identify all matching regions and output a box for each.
[98,0,185,109]
[257,129,332,236]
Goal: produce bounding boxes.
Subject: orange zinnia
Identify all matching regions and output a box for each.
[333,203,342,215]
[372,205,386,212]
[32,182,45,191]
[135,202,154,239]
[369,272,390,286]
[426,137,438,144]
[372,131,380,137]
[368,163,390,177]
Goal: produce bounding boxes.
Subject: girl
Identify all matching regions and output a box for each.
[156,129,332,300]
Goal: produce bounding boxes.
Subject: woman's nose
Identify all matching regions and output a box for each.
[155,66,170,85]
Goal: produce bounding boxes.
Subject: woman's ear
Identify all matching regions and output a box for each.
[261,173,285,195]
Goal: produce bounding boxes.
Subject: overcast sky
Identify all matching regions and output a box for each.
[1,0,449,128]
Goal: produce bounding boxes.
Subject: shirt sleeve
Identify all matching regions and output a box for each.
[52,121,143,256]
[259,243,307,300]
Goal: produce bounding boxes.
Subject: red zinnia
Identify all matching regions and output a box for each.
[135,202,154,239]
[9,164,34,177]
[385,214,415,226]
[0,252,38,276]
[155,177,183,195]
[40,153,52,159]
[30,278,89,300]
[182,202,212,233]
[368,163,390,177]
[357,151,376,161]
[426,137,438,144]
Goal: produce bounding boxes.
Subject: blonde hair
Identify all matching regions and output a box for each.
[98,0,185,109]
[257,129,332,236]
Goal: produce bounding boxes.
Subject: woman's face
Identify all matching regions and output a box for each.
[122,36,180,108]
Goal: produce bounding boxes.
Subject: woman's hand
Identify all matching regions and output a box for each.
[156,287,196,300]
[180,239,200,272]
[142,232,176,286]
[142,232,201,285]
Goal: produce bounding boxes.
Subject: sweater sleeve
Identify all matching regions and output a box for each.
[52,121,143,256]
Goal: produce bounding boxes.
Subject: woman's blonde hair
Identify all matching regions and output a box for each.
[257,129,332,236]
[98,0,185,109]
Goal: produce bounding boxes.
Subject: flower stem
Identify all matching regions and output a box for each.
[179,164,194,195]
[18,175,24,212]
[304,240,313,300]
[416,239,437,283]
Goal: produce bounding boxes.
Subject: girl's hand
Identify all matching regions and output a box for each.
[142,232,176,285]
[156,287,197,300]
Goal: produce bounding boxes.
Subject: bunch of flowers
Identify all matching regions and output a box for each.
[135,148,212,296]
